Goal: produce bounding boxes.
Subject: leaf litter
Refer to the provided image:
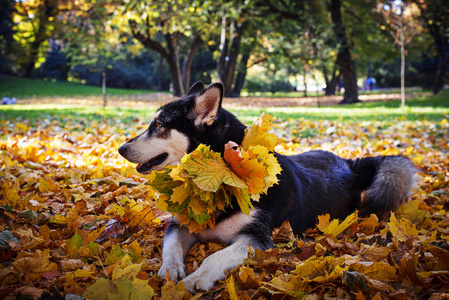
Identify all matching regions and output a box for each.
[0,111,448,299]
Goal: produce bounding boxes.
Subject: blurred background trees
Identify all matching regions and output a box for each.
[0,0,447,99]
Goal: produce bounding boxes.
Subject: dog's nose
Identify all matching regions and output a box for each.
[118,144,127,157]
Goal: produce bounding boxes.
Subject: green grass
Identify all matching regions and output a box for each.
[0,75,448,123]
[0,75,161,98]
[241,88,429,98]
[234,90,449,123]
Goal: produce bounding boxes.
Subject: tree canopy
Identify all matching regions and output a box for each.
[1,0,447,98]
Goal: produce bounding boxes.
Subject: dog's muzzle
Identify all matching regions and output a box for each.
[118,144,168,174]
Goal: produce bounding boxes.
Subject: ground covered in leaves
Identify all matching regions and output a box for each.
[0,103,448,299]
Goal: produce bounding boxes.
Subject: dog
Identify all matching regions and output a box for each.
[118,81,417,293]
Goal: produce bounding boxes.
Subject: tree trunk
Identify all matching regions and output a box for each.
[233,50,250,97]
[303,70,308,97]
[102,71,107,108]
[182,35,202,92]
[432,49,448,95]
[329,0,359,104]
[217,16,247,98]
[165,33,184,96]
[129,20,202,97]
[323,63,340,96]
[400,2,406,107]
[413,0,449,95]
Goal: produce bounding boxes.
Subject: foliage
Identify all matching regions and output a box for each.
[10,0,59,77]
[0,0,15,71]
[36,42,68,81]
[412,0,449,94]
[148,114,281,233]
[0,97,448,299]
[372,57,434,88]
[244,75,293,94]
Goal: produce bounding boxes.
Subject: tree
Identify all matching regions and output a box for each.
[216,10,248,97]
[413,0,449,94]
[329,0,359,104]
[263,0,359,103]
[213,0,269,97]
[122,0,211,96]
[13,0,59,77]
[377,1,421,107]
[60,0,123,106]
[0,0,15,74]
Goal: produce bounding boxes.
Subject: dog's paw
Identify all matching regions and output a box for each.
[158,261,186,282]
[182,273,216,294]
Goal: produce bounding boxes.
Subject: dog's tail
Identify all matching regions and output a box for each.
[348,156,417,218]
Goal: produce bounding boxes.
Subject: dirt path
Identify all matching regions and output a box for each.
[17,92,427,108]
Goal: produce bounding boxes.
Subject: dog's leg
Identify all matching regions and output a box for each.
[182,235,257,293]
[158,222,197,281]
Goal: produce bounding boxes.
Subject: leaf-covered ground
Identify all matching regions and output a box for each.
[0,101,448,299]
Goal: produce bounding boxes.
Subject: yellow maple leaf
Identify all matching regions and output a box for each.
[182,144,247,192]
[351,262,397,281]
[170,185,191,205]
[318,211,358,237]
[226,274,239,300]
[242,113,278,151]
[239,149,268,195]
[39,177,59,193]
[388,213,419,242]
[189,195,208,215]
[252,145,281,196]
[224,143,281,201]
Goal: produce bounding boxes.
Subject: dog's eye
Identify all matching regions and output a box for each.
[155,121,162,128]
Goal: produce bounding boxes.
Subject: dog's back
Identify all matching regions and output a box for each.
[261,151,417,235]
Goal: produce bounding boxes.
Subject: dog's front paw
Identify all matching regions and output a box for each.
[182,272,216,294]
[158,260,186,282]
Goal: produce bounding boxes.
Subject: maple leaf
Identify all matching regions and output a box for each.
[387,213,419,242]
[182,144,247,191]
[242,113,278,151]
[12,249,58,282]
[160,280,186,300]
[317,211,358,237]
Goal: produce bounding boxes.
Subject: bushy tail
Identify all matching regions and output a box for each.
[348,156,418,218]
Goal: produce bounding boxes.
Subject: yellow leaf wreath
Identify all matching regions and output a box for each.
[148,113,282,233]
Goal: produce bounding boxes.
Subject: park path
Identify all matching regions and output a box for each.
[17,91,427,108]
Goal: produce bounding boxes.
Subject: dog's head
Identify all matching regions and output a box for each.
[118,81,223,174]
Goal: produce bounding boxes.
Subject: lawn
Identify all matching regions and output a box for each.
[0,75,160,98]
[0,86,448,299]
[1,89,448,123]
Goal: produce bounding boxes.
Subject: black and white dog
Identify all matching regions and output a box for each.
[118,82,416,293]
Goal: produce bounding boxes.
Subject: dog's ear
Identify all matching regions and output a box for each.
[191,82,223,127]
[187,81,205,96]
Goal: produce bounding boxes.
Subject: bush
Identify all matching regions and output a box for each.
[244,76,292,94]
[269,79,293,94]
[372,56,437,88]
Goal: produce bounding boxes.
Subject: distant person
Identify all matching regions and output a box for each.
[338,80,343,92]
[2,96,16,105]
[367,77,374,91]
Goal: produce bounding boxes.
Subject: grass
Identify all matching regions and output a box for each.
[235,90,449,123]
[241,87,428,98]
[1,90,448,124]
[0,76,448,123]
[0,75,160,98]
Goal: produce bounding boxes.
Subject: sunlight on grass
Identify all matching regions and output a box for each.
[1,90,448,123]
